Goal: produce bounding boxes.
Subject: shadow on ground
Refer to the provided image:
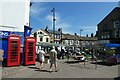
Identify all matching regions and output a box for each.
[28,66,39,70]
[28,66,51,72]
[91,61,120,66]
[114,77,120,80]
[34,69,50,72]
[65,60,86,64]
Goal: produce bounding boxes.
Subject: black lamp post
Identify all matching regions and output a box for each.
[80,29,83,49]
[60,28,62,44]
[80,29,83,37]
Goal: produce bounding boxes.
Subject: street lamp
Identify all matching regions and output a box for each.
[80,29,83,49]
[60,28,62,51]
[80,29,83,37]
[60,28,62,44]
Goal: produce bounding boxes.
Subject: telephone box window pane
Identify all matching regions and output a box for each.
[40,37,43,41]
[10,41,18,62]
[28,42,34,61]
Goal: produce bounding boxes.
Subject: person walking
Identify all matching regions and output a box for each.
[66,49,70,62]
[61,49,65,59]
[38,47,46,70]
[55,47,60,60]
[49,46,59,72]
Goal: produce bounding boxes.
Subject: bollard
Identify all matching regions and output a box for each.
[0,50,3,61]
[83,57,86,68]
[47,59,50,64]
[0,50,3,80]
[95,59,97,70]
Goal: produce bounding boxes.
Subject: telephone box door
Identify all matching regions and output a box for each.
[7,34,20,66]
[24,37,36,65]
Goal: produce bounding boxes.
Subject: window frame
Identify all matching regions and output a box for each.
[40,37,43,42]
[114,21,119,28]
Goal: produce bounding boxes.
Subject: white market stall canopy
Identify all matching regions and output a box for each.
[36,42,63,47]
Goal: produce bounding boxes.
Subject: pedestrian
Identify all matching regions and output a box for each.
[60,48,65,59]
[55,47,60,59]
[38,47,46,70]
[49,46,59,72]
[66,49,70,62]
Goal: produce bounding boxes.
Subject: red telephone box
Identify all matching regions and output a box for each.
[24,36,36,65]
[7,34,20,66]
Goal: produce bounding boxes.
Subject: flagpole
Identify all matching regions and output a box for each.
[51,8,56,43]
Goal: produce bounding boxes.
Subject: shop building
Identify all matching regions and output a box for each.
[97,7,120,44]
[0,0,31,61]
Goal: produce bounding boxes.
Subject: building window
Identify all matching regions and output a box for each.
[46,38,49,42]
[77,41,79,44]
[119,31,120,38]
[104,35,106,39]
[70,40,73,45]
[55,41,59,44]
[55,34,60,39]
[114,21,119,28]
[76,40,78,44]
[38,31,44,37]
[65,40,68,45]
[107,35,110,38]
[103,23,108,30]
[101,35,104,39]
[68,40,70,45]
[40,37,43,41]
[57,41,59,44]
[40,32,42,34]
[115,30,120,38]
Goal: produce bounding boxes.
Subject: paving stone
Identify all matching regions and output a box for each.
[2,65,28,77]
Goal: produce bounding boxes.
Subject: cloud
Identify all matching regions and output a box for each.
[46,12,61,22]
[46,15,52,22]
[30,3,47,17]
[30,3,77,35]
[30,3,97,36]
[82,26,97,32]
[79,26,97,36]
[45,13,73,34]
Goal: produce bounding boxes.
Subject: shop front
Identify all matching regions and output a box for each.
[0,31,24,66]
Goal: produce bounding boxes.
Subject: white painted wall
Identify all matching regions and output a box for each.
[0,0,3,27]
[36,29,51,43]
[0,0,30,32]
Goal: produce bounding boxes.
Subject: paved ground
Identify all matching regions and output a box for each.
[2,58,119,79]
[0,61,2,80]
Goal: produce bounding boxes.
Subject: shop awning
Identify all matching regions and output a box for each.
[36,42,62,47]
[105,43,120,48]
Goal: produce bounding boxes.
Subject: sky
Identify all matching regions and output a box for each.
[30,2,118,37]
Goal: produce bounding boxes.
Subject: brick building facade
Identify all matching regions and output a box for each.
[97,7,120,44]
